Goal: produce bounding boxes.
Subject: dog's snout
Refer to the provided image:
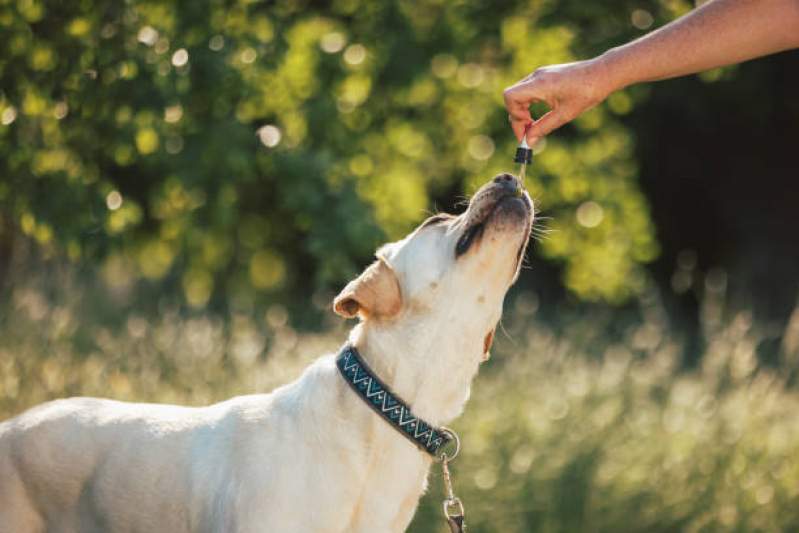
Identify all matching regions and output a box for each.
[492,173,522,194]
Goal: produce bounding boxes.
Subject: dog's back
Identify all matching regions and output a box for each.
[0,359,365,533]
[0,397,241,532]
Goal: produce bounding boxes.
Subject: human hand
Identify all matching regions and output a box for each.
[503,58,616,145]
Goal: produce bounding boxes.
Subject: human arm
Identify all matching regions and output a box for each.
[503,0,799,144]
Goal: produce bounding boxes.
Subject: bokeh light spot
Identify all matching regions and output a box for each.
[166,136,184,154]
[514,290,540,315]
[258,125,281,147]
[1,107,18,125]
[155,38,170,55]
[431,54,458,79]
[135,127,159,154]
[320,32,346,53]
[240,48,257,64]
[171,48,189,67]
[52,101,68,120]
[343,44,366,65]
[576,201,604,228]
[106,191,123,211]
[468,135,495,161]
[457,63,484,88]
[607,91,632,115]
[756,485,774,505]
[474,467,497,490]
[208,35,224,51]
[164,104,183,123]
[138,240,175,280]
[67,17,91,37]
[349,154,373,176]
[137,26,158,46]
[671,270,693,294]
[631,9,654,29]
[266,305,289,329]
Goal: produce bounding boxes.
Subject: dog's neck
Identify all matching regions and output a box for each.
[347,321,484,427]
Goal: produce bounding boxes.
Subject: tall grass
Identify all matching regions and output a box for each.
[411,287,799,532]
[3,264,799,532]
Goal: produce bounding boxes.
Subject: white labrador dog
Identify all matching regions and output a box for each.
[0,174,533,533]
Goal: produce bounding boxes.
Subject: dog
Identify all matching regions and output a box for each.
[0,173,533,532]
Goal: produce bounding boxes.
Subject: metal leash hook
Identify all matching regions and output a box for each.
[436,428,465,533]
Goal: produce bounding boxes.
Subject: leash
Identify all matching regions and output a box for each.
[336,344,467,531]
[436,430,466,532]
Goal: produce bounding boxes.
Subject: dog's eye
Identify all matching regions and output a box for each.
[419,214,454,229]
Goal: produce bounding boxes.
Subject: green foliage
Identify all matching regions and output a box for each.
[0,0,666,311]
[2,2,797,529]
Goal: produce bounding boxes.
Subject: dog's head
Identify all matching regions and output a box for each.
[334,173,533,362]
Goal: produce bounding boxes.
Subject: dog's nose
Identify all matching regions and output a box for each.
[492,173,522,194]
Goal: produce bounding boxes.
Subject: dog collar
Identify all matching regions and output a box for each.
[336,343,453,456]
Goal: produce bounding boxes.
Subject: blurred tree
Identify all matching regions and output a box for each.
[0,0,703,321]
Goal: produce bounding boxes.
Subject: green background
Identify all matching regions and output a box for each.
[2,0,799,531]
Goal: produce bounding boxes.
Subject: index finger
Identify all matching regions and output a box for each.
[503,84,540,141]
[503,85,533,117]
[509,116,532,143]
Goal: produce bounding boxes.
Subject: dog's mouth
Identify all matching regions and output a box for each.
[455,194,532,257]
[455,217,487,256]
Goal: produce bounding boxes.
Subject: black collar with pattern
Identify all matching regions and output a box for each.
[336,343,453,456]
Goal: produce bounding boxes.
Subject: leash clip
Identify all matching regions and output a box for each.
[437,428,466,532]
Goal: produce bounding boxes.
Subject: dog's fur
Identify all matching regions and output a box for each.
[0,174,533,533]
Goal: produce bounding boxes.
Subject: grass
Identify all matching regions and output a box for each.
[3,265,799,532]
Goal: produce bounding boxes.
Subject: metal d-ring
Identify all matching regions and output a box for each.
[435,426,460,463]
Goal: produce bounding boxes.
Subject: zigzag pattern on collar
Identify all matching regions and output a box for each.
[336,344,453,456]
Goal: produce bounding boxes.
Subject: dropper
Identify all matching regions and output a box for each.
[514,136,533,192]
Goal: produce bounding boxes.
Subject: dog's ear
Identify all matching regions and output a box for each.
[482,328,495,362]
[334,258,402,319]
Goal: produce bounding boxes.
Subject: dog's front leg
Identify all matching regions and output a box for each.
[0,464,45,533]
[344,454,430,533]
[345,484,425,533]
